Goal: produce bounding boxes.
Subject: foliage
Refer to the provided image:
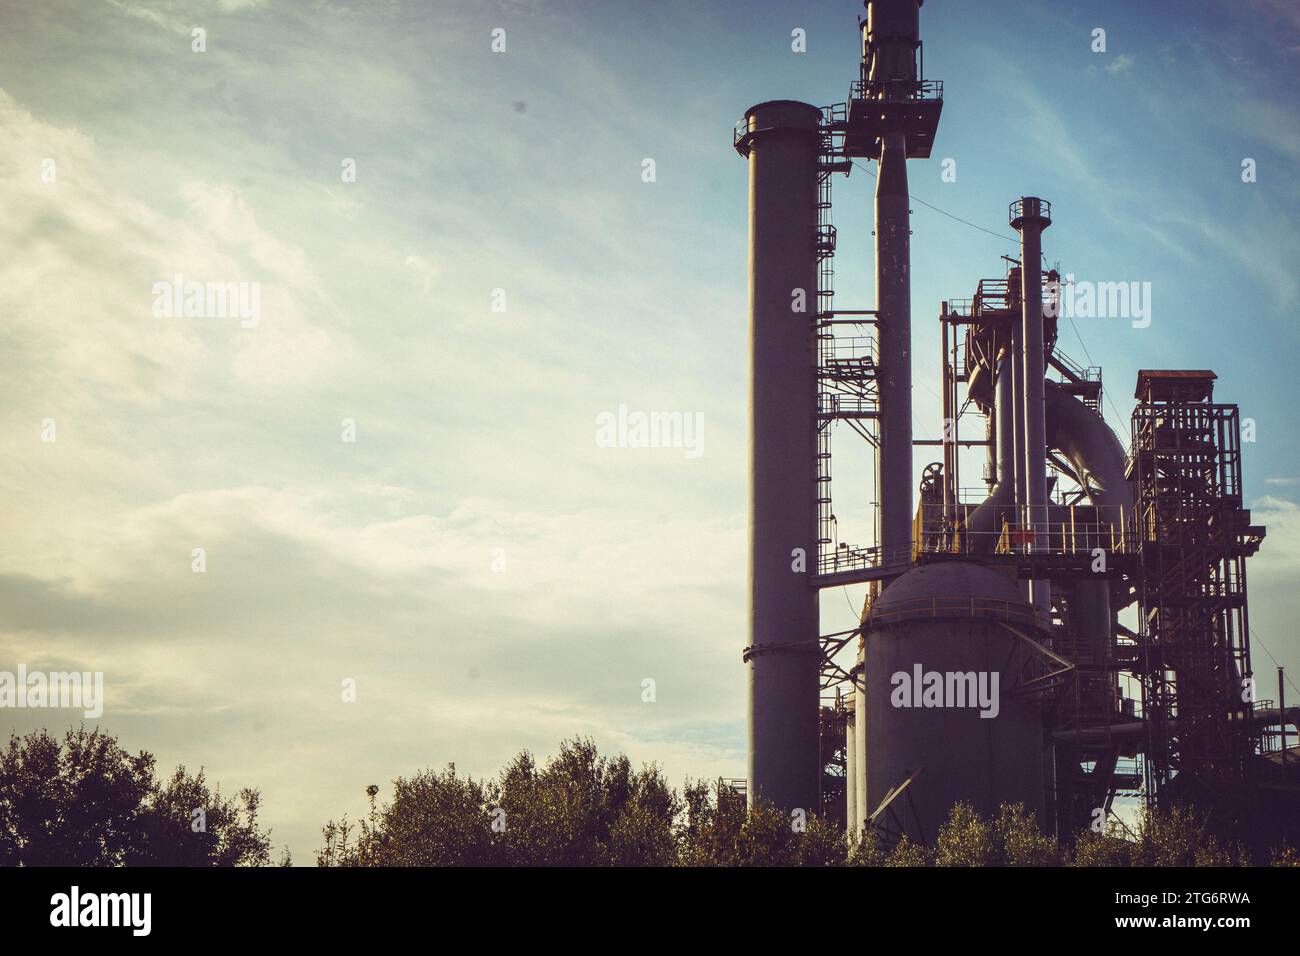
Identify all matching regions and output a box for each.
[318,736,1287,867]
[994,802,1059,867]
[1271,845,1300,867]
[934,802,994,866]
[4,728,1279,868]
[0,727,273,866]
[319,738,682,867]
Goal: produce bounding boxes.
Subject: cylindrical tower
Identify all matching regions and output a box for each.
[1011,197,1053,619]
[862,563,1047,840]
[863,0,922,92]
[876,130,913,568]
[737,100,822,813]
[860,0,927,568]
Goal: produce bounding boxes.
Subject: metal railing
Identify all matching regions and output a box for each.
[850,78,943,101]
[1009,197,1052,224]
[821,335,877,366]
[818,394,878,420]
[821,102,847,126]
[1052,347,1101,384]
[863,594,1041,628]
[913,502,1137,557]
[819,543,880,577]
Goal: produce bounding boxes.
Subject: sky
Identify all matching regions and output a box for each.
[0,0,1297,862]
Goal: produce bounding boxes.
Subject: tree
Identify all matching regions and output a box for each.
[131,766,272,867]
[0,728,152,866]
[1130,804,1247,867]
[316,736,1288,867]
[318,737,682,867]
[994,803,1058,866]
[677,778,746,866]
[0,727,272,867]
[796,813,848,867]
[934,802,994,866]
[884,833,930,867]
[846,826,886,866]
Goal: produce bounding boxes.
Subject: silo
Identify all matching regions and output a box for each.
[862,563,1047,840]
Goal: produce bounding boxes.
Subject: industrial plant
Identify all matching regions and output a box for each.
[737,0,1297,854]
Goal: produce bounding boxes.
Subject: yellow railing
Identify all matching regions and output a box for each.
[914,503,1136,557]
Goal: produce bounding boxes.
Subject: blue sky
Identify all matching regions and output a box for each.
[0,0,1297,860]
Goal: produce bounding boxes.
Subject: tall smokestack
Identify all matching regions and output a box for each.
[1011,197,1053,618]
[736,100,822,813]
[864,0,925,566]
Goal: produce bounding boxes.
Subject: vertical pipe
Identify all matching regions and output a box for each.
[854,654,868,831]
[877,129,913,567]
[1281,667,1288,779]
[1009,294,1029,600]
[996,350,1016,491]
[741,100,822,814]
[1012,197,1053,618]
[941,311,952,527]
[950,319,961,502]
[964,348,1015,550]
[845,711,857,837]
[985,409,997,492]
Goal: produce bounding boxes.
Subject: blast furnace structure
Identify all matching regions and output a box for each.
[736,0,1295,852]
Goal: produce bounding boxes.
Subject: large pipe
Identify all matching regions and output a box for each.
[1044,383,1130,510]
[984,356,998,493]
[740,100,822,813]
[966,349,1015,548]
[1011,268,1026,517]
[876,130,913,567]
[1045,382,1134,711]
[865,0,922,91]
[1012,198,1052,618]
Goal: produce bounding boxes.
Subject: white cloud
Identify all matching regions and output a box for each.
[1250,496,1300,576]
[1104,53,1135,74]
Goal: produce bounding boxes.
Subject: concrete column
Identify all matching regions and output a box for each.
[741,100,822,813]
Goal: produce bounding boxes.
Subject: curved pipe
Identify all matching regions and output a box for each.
[1045,383,1134,706]
[967,374,1135,561]
[1044,384,1131,511]
[966,350,1015,551]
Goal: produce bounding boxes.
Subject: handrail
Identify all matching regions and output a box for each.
[850,78,943,101]
[863,595,1040,628]
[913,502,1138,556]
